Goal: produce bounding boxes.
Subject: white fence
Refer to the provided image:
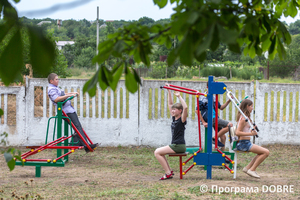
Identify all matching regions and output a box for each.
[0,78,299,147]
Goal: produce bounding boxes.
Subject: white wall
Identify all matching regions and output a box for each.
[0,78,299,147]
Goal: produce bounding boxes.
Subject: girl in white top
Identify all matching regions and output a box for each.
[236,99,269,179]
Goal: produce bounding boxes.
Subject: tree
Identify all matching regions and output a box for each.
[269,34,300,78]
[0,0,57,170]
[74,46,95,68]
[288,20,300,35]
[83,0,295,96]
[0,0,299,170]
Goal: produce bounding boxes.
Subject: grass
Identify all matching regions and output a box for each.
[1,144,299,199]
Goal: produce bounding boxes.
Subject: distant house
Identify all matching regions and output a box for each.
[207,63,224,67]
[37,21,51,26]
[56,41,75,50]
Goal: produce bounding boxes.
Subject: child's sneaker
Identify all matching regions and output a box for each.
[212,138,224,147]
[242,167,248,174]
[246,170,260,179]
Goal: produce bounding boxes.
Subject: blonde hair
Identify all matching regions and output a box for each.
[236,99,253,122]
[47,73,58,83]
[172,103,183,113]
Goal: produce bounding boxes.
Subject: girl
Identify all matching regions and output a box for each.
[154,83,188,180]
[236,99,269,179]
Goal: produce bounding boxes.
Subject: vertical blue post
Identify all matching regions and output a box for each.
[206,76,214,179]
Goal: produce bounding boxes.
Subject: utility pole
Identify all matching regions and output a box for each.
[96,6,99,71]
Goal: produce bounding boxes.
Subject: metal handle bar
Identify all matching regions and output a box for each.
[160,85,205,96]
[165,84,199,93]
[62,95,76,104]
[226,90,259,138]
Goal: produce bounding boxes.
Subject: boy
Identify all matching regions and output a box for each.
[198,82,233,151]
[47,73,98,152]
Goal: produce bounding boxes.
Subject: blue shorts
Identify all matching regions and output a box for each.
[236,140,253,152]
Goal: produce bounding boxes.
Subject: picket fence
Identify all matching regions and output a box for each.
[0,78,299,147]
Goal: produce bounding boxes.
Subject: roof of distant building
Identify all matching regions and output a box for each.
[56,41,75,46]
[37,21,51,26]
[100,23,107,28]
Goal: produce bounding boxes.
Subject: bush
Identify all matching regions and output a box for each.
[176,66,200,79]
[200,66,263,80]
[148,62,177,78]
[201,67,230,78]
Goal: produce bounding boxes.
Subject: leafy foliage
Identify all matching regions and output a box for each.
[83,0,297,95]
[269,34,300,78]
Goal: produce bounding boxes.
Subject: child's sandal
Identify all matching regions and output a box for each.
[159,173,173,180]
[171,171,175,176]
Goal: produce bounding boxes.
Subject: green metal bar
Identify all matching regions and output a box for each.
[52,118,57,142]
[62,96,74,104]
[15,161,65,167]
[64,120,69,162]
[45,116,58,144]
[57,102,63,159]
[36,165,41,177]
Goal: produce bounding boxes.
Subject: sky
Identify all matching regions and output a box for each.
[10,0,176,21]
[9,0,300,24]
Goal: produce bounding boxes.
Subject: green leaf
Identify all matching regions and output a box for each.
[0,23,13,43]
[269,35,276,55]
[98,66,109,91]
[210,25,219,51]
[14,155,24,166]
[83,69,99,97]
[286,1,298,17]
[111,63,124,91]
[179,33,194,66]
[3,3,18,21]
[153,0,168,8]
[217,24,239,44]
[13,0,20,3]
[278,21,291,45]
[194,51,206,62]
[276,37,286,60]
[113,40,126,57]
[262,37,271,52]
[228,43,241,54]
[138,42,150,66]
[0,29,23,85]
[165,36,172,49]
[167,49,177,66]
[249,45,256,58]
[125,65,138,93]
[93,40,114,64]
[28,26,55,77]
[0,108,3,117]
[4,152,13,162]
[7,158,15,171]
[195,25,214,56]
[243,46,249,56]
[132,67,142,85]
[262,16,271,33]
[187,11,199,24]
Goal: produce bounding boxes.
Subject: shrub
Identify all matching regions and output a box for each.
[148,62,177,78]
[176,66,200,79]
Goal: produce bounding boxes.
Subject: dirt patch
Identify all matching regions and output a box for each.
[0,145,300,199]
